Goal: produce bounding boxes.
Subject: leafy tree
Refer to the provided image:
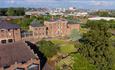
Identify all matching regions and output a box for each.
[15,8,25,16]
[72,53,96,70]
[37,40,59,58]
[90,11,110,17]
[19,18,33,29]
[70,29,81,41]
[6,8,15,16]
[79,20,112,70]
[0,8,7,16]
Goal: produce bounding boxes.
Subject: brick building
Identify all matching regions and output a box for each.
[30,18,80,38]
[0,41,40,70]
[29,19,47,39]
[0,20,21,44]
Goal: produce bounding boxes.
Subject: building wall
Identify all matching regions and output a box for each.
[0,28,21,44]
[44,20,68,37]
[13,28,21,41]
[66,24,80,36]
[30,26,46,38]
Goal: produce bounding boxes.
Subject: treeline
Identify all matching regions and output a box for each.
[0,8,25,16]
[90,11,115,17]
[86,20,115,29]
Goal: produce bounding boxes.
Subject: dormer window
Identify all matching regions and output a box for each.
[28,64,39,70]
[3,65,10,70]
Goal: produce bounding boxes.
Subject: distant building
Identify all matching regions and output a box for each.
[0,20,21,44]
[30,18,80,38]
[88,17,115,21]
[49,8,66,16]
[0,41,40,70]
[68,7,76,11]
[76,12,88,16]
[25,11,45,16]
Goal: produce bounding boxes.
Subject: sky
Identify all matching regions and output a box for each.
[0,0,115,9]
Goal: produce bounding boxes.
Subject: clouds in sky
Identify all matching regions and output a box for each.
[0,0,115,9]
[91,0,114,6]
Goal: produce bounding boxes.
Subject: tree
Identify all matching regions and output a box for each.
[72,53,96,70]
[6,8,15,16]
[79,20,112,70]
[0,8,7,16]
[15,8,25,16]
[37,40,59,58]
[69,29,81,41]
[90,11,110,17]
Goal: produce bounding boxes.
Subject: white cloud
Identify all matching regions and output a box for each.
[25,0,55,2]
[7,0,15,3]
[91,0,114,6]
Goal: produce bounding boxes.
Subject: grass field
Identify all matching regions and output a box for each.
[51,39,76,54]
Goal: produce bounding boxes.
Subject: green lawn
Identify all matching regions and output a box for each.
[51,39,76,54]
[60,44,76,54]
[51,39,66,44]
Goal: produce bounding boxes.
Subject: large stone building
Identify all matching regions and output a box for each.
[30,18,80,38]
[0,41,40,70]
[0,20,21,44]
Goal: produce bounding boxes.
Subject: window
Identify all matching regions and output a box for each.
[8,29,11,31]
[39,28,41,30]
[8,39,13,43]
[35,28,37,30]
[1,30,4,32]
[15,28,18,30]
[1,40,6,44]
[3,65,10,70]
[28,64,39,70]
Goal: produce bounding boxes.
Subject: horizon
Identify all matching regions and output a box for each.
[0,0,115,10]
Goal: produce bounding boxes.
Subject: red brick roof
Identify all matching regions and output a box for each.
[0,41,37,67]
